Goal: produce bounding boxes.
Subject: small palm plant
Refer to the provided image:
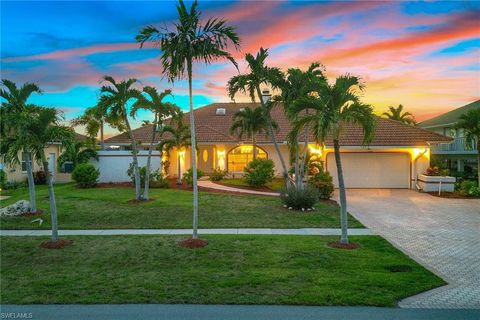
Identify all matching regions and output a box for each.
[229,107,271,160]
[455,108,480,185]
[292,75,376,245]
[382,104,416,125]
[131,86,179,200]
[137,0,240,242]
[158,113,191,185]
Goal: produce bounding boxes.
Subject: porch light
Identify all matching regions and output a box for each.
[412,147,430,160]
[261,89,271,104]
[217,150,226,170]
[309,145,322,156]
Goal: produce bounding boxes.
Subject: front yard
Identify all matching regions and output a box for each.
[0,184,362,229]
[0,235,444,306]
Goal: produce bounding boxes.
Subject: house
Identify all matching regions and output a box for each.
[1,132,90,183]
[105,102,452,189]
[419,100,479,178]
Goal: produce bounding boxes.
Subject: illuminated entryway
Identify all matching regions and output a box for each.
[227,145,267,172]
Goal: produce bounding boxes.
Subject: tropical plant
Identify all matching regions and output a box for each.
[0,79,42,213]
[229,107,270,160]
[0,169,6,189]
[244,158,275,187]
[98,76,143,200]
[280,184,318,210]
[131,86,179,200]
[382,104,416,125]
[457,180,480,197]
[72,163,100,188]
[158,113,191,185]
[227,48,288,184]
[291,74,376,244]
[455,107,480,185]
[33,171,47,185]
[137,0,240,240]
[210,168,227,181]
[58,141,98,171]
[183,168,204,185]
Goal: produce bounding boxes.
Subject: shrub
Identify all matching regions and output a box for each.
[150,170,170,189]
[457,180,480,197]
[72,163,99,188]
[424,166,449,176]
[244,158,275,187]
[280,185,319,210]
[0,169,6,189]
[1,181,20,190]
[33,171,47,185]
[309,172,334,199]
[210,168,227,181]
[183,168,205,185]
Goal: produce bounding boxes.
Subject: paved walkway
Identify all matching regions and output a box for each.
[0,228,374,236]
[341,189,480,309]
[198,180,279,196]
[1,304,478,320]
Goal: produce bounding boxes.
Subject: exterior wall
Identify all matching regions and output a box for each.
[91,151,161,183]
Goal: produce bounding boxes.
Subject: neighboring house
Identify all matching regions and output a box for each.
[105,103,451,189]
[419,100,479,178]
[1,133,90,183]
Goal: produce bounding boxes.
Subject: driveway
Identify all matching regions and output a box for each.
[341,189,480,309]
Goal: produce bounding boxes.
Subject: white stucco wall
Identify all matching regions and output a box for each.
[91,151,162,183]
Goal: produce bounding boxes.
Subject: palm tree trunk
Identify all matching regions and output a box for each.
[295,142,301,191]
[41,151,58,242]
[188,61,199,239]
[299,126,309,182]
[24,150,37,213]
[143,114,158,200]
[125,116,141,200]
[256,87,289,185]
[333,139,348,244]
[177,152,182,185]
[252,136,257,160]
[100,120,105,150]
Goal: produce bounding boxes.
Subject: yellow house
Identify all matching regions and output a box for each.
[105,103,452,189]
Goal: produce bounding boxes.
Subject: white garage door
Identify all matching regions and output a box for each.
[326,152,410,188]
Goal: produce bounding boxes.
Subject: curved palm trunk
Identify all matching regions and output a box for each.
[299,126,309,182]
[333,139,348,244]
[188,62,199,239]
[125,116,141,200]
[24,150,37,213]
[100,120,105,150]
[41,151,58,241]
[295,142,301,191]
[143,114,158,200]
[177,152,182,185]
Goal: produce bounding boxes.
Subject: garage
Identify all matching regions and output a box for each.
[326,152,411,188]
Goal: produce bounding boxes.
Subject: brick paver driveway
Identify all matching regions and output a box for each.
[340,189,480,309]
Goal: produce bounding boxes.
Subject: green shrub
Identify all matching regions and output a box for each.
[0,169,6,189]
[244,158,275,187]
[72,163,99,188]
[1,180,20,190]
[457,180,480,197]
[33,171,47,185]
[150,170,170,188]
[183,168,205,185]
[210,168,227,181]
[280,185,319,210]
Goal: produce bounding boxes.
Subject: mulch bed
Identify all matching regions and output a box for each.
[327,242,360,250]
[97,182,133,188]
[40,239,73,249]
[21,209,44,217]
[126,198,155,204]
[426,192,480,199]
[179,238,209,249]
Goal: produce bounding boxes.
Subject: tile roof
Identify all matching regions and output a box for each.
[106,102,452,147]
[419,100,480,128]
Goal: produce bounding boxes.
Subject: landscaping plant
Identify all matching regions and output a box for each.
[244,158,275,187]
[308,162,334,200]
[457,180,480,197]
[455,107,480,186]
[33,171,47,185]
[210,168,227,181]
[72,163,100,188]
[280,184,319,210]
[183,168,204,186]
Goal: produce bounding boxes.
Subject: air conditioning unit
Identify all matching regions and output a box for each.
[215,108,226,115]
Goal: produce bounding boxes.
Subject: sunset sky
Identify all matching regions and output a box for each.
[2,0,479,136]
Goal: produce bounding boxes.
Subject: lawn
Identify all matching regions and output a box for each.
[219,178,285,192]
[0,235,444,306]
[0,184,362,229]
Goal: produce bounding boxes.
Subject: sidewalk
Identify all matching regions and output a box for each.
[0,228,374,236]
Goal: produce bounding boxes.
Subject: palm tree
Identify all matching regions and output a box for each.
[455,108,480,185]
[277,62,326,190]
[382,104,416,125]
[227,48,289,183]
[131,86,179,200]
[158,113,191,185]
[229,107,271,160]
[291,75,376,244]
[21,107,75,242]
[137,0,240,240]
[58,140,98,170]
[0,79,42,213]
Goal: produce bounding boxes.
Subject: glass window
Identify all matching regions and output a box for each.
[227,146,267,172]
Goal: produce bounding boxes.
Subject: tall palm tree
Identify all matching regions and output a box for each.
[382,104,416,125]
[137,0,240,240]
[0,79,42,213]
[131,86,179,200]
[21,107,75,242]
[455,108,480,185]
[58,140,98,170]
[291,75,376,244]
[98,76,143,200]
[158,113,191,185]
[227,48,289,183]
[277,62,326,190]
[229,107,271,160]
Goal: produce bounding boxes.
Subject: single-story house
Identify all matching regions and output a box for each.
[105,103,452,189]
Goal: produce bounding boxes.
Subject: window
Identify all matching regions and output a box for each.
[21,153,32,173]
[227,145,267,172]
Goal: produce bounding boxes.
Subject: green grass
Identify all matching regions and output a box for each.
[220,177,285,192]
[0,184,362,229]
[0,235,444,306]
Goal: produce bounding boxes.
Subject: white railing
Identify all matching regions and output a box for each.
[432,137,477,153]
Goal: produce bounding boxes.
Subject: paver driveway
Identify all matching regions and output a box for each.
[340,189,480,309]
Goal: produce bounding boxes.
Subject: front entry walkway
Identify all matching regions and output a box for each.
[198,180,279,196]
[341,189,480,309]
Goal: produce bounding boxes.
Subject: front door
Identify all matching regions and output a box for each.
[48,153,56,182]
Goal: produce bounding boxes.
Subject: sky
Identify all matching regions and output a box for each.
[1,0,479,137]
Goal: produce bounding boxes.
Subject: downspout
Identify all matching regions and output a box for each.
[414,144,430,191]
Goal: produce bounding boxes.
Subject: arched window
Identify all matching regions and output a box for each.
[227,145,267,172]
